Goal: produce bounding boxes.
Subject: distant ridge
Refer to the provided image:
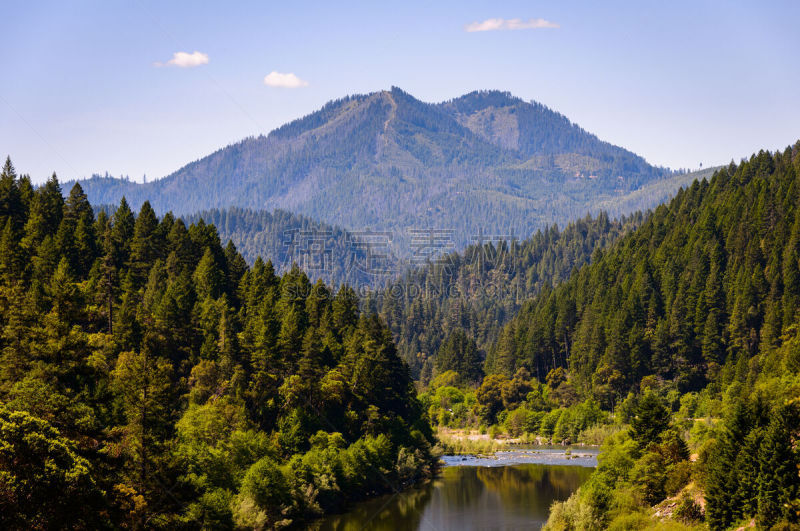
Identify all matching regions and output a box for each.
[69,87,684,249]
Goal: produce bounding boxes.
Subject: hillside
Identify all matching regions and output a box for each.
[486,144,800,394]
[364,212,644,379]
[69,88,678,249]
[183,207,400,288]
[595,165,720,218]
[99,164,706,292]
[0,161,435,528]
[522,144,800,529]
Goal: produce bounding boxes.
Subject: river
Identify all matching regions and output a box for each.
[309,446,598,530]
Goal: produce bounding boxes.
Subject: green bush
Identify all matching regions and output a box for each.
[540,409,563,439]
[606,511,651,530]
[665,461,693,495]
[235,457,292,528]
[674,491,704,523]
[631,451,667,505]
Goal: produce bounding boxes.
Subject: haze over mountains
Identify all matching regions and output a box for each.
[72,88,700,254]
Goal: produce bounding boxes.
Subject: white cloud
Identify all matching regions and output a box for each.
[263,71,309,88]
[465,18,560,32]
[155,51,209,68]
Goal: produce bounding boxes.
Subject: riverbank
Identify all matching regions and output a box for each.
[436,428,600,470]
[436,427,600,455]
[442,448,598,468]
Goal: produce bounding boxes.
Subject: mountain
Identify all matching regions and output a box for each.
[364,211,644,379]
[70,88,678,250]
[183,206,401,288]
[487,144,800,397]
[516,144,800,530]
[86,165,708,292]
[595,165,719,218]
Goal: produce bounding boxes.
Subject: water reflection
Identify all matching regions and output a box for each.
[309,464,593,531]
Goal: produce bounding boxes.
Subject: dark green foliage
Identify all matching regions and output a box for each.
[0,406,103,529]
[630,391,671,448]
[533,144,800,529]
[706,400,800,530]
[367,212,642,378]
[756,405,800,528]
[0,163,435,528]
[494,144,800,398]
[434,329,483,384]
[184,207,389,288]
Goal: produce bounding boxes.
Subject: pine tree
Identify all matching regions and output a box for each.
[757,405,800,527]
[224,240,248,298]
[0,219,24,282]
[109,348,174,525]
[435,329,483,384]
[630,390,670,448]
[130,201,161,288]
[193,247,225,300]
[0,157,24,232]
[111,197,135,270]
[332,285,359,335]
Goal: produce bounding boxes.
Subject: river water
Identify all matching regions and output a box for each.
[309,446,597,530]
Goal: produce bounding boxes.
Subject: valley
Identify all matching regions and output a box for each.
[2,13,798,526]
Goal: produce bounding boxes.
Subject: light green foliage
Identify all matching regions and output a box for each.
[0,406,102,529]
[235,456,292,529]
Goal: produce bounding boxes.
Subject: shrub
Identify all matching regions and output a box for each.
[674,491,704,523]
[606,511,651,530]
[235,457,292,528]
[631,450,667,505]
[544,490,603,531]
[665,461,693,495]
[540,409,563,439]
[505,408,530,437]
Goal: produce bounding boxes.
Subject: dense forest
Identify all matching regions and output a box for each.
[4,142,800,529]
[67,88,693,250]
[364,212,644,379]
[480,145,800,529]
[183,207,397,288]
[488,145,800,395]
[0,158,436,529]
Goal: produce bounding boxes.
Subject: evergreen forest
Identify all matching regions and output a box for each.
[0,158,436,529]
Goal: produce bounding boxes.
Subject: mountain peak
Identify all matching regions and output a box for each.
[442,90,523,112]
[72,88,672,248]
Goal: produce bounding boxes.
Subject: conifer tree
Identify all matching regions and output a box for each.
[630,391,670,448]
[435,329,483,384]
[130,201,161,287]
[757,405,800,527]
[193,247,225,301]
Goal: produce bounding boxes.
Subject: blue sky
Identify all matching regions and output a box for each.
[2,0,798,183]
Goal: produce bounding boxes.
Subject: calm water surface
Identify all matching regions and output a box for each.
[310,447,596,531]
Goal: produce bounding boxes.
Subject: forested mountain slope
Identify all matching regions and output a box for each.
[183,207,398,288]
[363,212,644,379]
[181,208,644,381]
[0,158,435,528]
[69,88,679,249]
[488,144,800,398]
[530,145,800,530]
